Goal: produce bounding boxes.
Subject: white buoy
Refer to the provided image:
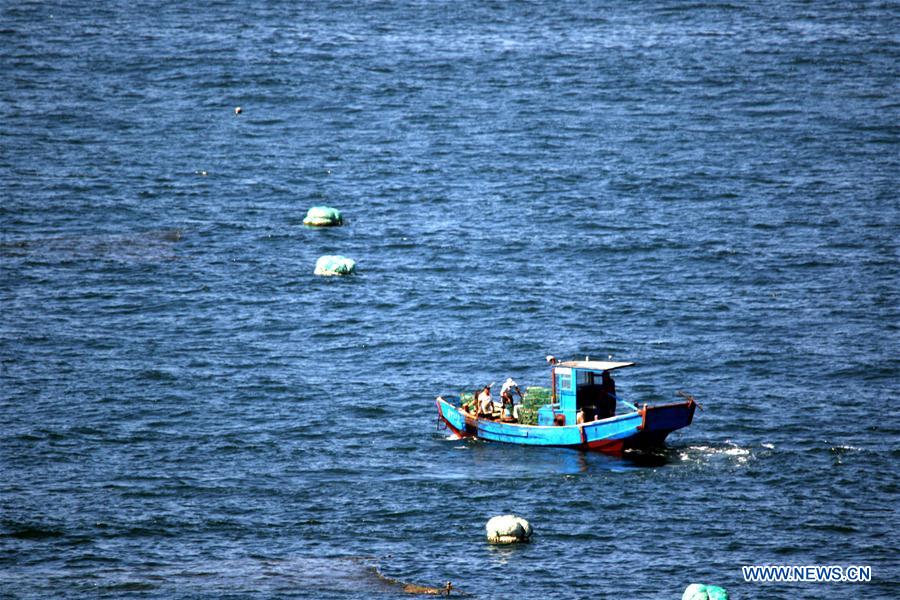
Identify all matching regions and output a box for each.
[485,515,532,544]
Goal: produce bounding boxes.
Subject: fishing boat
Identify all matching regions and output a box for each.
[435,358,697,453]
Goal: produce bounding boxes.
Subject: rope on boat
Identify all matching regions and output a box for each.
[677,390,703,410]
[609,392,637,411]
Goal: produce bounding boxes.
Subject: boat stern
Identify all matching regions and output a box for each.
[628,399,697,447]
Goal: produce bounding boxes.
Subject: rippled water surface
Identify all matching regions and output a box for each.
[1,1,898,598]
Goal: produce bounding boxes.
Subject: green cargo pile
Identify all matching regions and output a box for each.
[516,387,552,425]
[459,392,476,413]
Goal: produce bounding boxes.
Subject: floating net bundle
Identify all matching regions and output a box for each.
[304,206,343,227]
[314,255,356,276]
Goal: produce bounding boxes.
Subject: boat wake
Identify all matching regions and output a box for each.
[676,441,755,466]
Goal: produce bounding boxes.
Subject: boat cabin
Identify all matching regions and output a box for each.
[537,360,635,426]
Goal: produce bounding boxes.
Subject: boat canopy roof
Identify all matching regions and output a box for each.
[557,360,635,372]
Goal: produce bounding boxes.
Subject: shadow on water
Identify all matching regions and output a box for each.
[620,447,673,469]
[438,436,676,475]
[538,447,673,473]
[521,442,758,474]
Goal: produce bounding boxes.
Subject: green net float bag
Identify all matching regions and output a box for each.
[314,255,356,276]
[303,206,343,227]
[705,586,728,600]
[682,584,728,600]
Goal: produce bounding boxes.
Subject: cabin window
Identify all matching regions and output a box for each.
[557,372,571,392]
[576,371,595,386]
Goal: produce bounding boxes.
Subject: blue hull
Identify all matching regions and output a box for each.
[436,397,695,453]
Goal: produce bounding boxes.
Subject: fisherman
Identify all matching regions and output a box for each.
[599,370,617,418]
[500,377,523,420]
[476,385,494,418]
[600,370,616,399]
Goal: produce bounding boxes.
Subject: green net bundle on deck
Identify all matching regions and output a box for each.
[517,387,552,425]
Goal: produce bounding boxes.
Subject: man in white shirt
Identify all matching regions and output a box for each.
[500,378,523,420]
[477,385,494,417]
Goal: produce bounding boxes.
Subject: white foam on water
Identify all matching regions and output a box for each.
[833,444,861,451]
[722,447,750,456]
[679,442,753,465]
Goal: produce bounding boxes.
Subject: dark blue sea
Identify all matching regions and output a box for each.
[1,1,898,598]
